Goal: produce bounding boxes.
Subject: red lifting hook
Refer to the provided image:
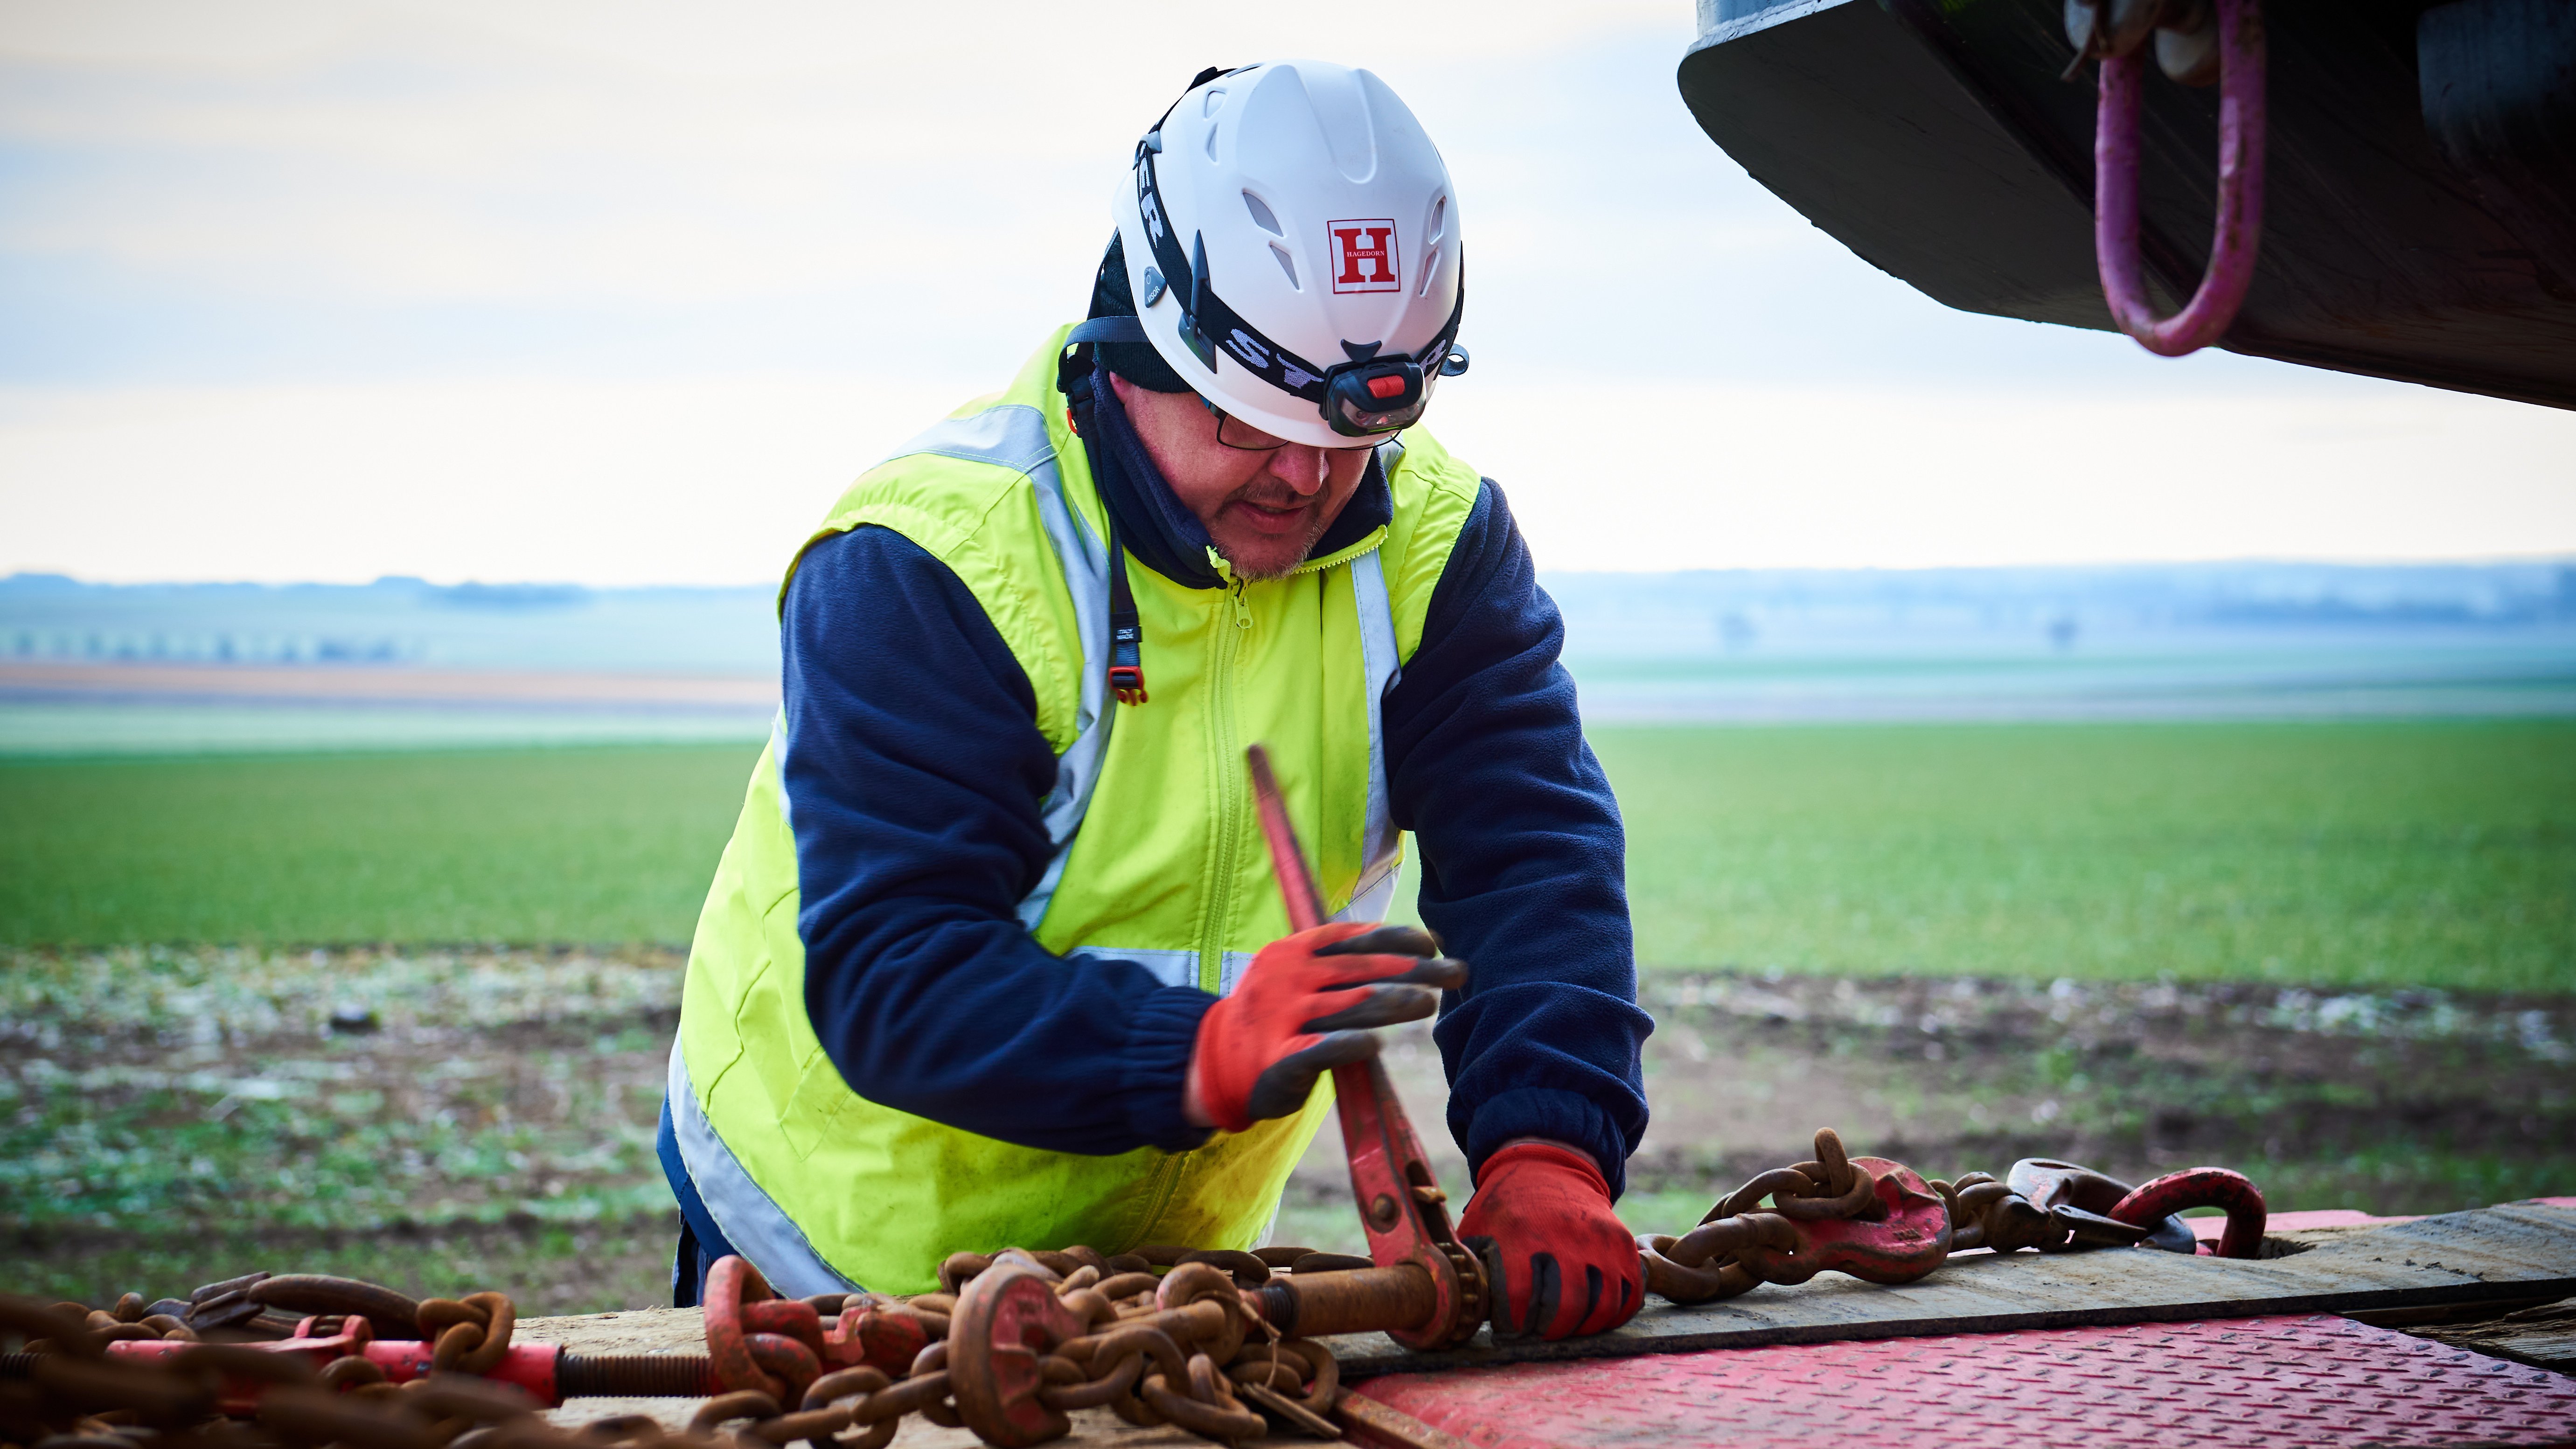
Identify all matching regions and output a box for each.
[2090,0,2268,356]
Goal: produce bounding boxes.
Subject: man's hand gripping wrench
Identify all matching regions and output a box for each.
[1241,745,1488,1350]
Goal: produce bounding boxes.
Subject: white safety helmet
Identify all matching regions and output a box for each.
[1109,61,1469,450]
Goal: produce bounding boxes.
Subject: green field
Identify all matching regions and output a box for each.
[1610,721,2576,992]
[4,722,2570,990]
[0,744,762,946]
[7,720,2571,1308]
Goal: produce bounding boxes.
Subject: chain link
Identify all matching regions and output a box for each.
[5,1130,2263,1447]
[3,1241,1354,1449]
[1640,1126,2265,1306]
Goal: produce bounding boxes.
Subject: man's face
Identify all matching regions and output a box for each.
[1109,373,1376,582]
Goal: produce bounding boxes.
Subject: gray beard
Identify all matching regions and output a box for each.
[1216,510,1334,581]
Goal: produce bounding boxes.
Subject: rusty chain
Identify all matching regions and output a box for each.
[1639,1127,2266,1307]
[5,1240,1354,1449]
[2,1290,581,1449]
[7,1129,2264,1449]
[1640,1127,1951,1303]
[692,1244,1348,1449]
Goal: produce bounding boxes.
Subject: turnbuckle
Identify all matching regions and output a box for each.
[1244,744,1488,1351]
[98,1327,717,1411]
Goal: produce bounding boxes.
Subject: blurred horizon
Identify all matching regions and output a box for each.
[10,557,2573,752]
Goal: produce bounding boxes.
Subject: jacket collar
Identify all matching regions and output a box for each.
[1087,363,1392,591]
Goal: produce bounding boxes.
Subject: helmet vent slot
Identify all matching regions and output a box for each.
[1242,191,1285,237]
[1202,87,1227,117]
[1425,195,1447,246]
[1270,243,1300,291]
[1416,244,1441,298]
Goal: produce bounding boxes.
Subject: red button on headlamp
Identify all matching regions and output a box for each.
[1322,358,1426,439]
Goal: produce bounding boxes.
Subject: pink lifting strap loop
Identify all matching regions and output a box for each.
[2094,0,2268,357]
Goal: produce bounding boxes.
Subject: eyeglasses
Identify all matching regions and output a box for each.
[1204,396,1392,454]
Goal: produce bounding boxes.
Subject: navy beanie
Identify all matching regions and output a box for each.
[1086,233,1192,394]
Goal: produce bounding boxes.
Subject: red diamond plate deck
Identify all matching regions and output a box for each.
[1353,1314,2576,1448]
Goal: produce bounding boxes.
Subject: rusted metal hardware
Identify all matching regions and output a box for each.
[2111,1165,2269,1260]
[1253,1261,1439,1342]
[1937,1171,2062,1254]
[1640,1128,1952,1305]
[248,1272,426,1341]
[936,1247,1344,1448]
[1643,1135,2273,1305]
[2001,1159,2199,1253]
[19,1271,721,1411]
[2,1291,720,1449]
[2076,0,2268,355]
[1932,1159,2209,1256]
[1246,742,1489,1351]
[947,1260,1089,1447]
[929,1237,1503,1444]
[700,1254,935,1402]
[94,1304,720,1409]
[15,1254,1345,1449]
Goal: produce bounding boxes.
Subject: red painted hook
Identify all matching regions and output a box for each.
[2110,1166,2268,1259]
[2094,0,2267,356]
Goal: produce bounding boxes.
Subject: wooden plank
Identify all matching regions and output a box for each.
[540,1396,1214,1447]
[517,1307,705,1355]
[520,1206,2576,1437]
[2403,1296,2576,1374]
[519,1312,1274,1446]
[1323,1204,2576,1377]
[1334,1394,1478,1449]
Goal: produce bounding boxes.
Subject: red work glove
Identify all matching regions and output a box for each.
[1458,1141,1643,1341]
[1188,922,1464,1133]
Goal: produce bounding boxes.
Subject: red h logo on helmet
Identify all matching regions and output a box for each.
[1329,220,1400,294]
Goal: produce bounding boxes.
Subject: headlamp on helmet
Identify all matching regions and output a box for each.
[1321,341,1470,439]
[1112,61,1467,451]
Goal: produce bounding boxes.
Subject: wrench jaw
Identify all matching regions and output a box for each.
[1246,745,1490,1350]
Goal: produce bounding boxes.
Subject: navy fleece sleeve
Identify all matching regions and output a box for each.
[1387,481,1654,1199]
[781,526,1212,1156]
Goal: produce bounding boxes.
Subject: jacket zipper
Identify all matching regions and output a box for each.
[1134,576,1250,1219]
[1197,572,1252,993]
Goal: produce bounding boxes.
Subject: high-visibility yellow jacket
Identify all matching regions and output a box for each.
[666,328,1482,1293]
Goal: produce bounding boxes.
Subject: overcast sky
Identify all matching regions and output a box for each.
[2,0,2571,584]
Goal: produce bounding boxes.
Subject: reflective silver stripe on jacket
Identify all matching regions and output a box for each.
[1338,436,1407,924]
[872,403,1116,932]
[1338,547,1405,925]
[1065,947,1271,997]
[769,710,792,835]
[666,1041,862,1296]
[1065,945,1198,989]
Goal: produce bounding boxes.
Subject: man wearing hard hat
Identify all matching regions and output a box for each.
[659,61,1652,1342]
